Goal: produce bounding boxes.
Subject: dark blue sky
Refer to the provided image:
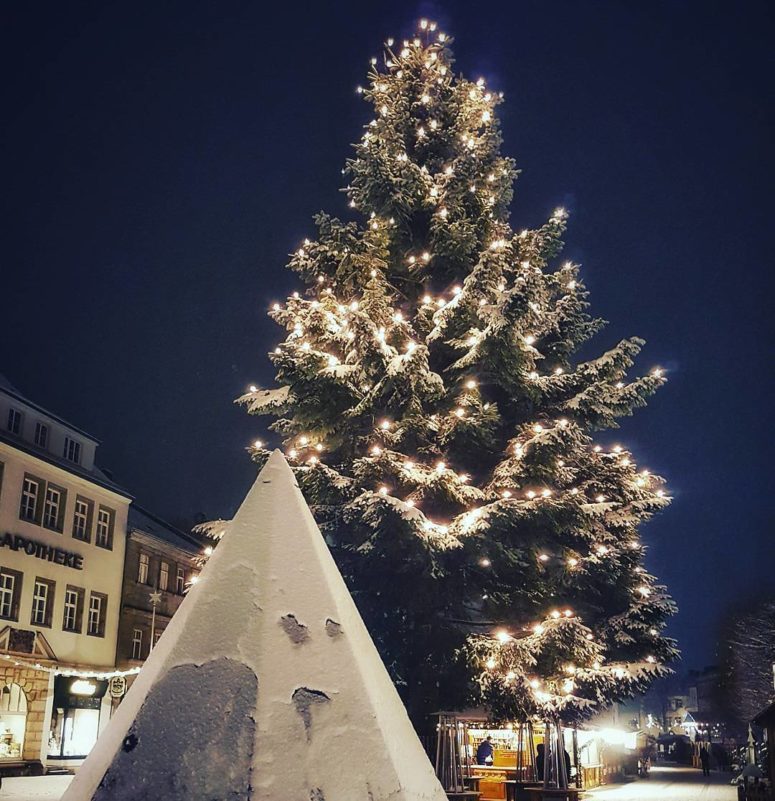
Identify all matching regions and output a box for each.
[1,0,772,670]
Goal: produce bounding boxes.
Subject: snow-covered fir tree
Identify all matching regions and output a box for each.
[236,20,678,726]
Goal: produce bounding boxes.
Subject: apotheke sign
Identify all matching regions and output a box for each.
[0,532,84,570]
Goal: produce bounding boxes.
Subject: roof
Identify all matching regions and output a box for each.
[0,429,132,500]
[127,505,204,554]
[0,372,99,444]
[753,700,775,727]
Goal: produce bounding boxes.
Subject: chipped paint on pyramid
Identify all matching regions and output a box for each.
[61,450,448,801]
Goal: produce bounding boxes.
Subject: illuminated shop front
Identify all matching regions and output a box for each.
[435,712,646,800]
[0,683,27,760]
[48,677,108,760]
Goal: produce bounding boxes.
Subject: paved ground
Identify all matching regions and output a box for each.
[0,776,71,801]
[587,764,737,800]
[0,766,739,800]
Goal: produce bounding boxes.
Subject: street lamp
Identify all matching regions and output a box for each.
[149,591,162,652]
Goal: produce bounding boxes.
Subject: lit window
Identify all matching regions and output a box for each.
[131,628,143,660]
[138,553,149,584]
[43,485,65,531]
[159,561,169,592]
[34,422,48,449]
[19,476,40,522]
[72,498,92,541]
[0,571,20,620]
[31,579,54,627]
[175,566,185,595]
[7,408,22,435]
[95,507,114,549]
[87,593,106,637]
[63,437,81,464]
[63,587,83,632]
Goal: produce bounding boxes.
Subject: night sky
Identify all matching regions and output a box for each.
[2,1,772,672]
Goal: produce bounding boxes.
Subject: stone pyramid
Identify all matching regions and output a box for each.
[62,450,448,801]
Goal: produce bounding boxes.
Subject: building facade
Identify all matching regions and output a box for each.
[0,375,130,773]
[116,506,201,670]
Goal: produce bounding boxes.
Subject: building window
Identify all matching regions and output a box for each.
[63,586,84,633]
[159,561,169,592]
[43,484,66,532]
[131,628,143,660]
[34,422,49,449]
[63,437,81,464]
[87,592,107,637]
[175,566,185,594]
[31,578,55,628]
[0,569,22,621]
[95,506,114,550]
[19,475,41,523]
[72,497,92,542]
[7,408,22,435]
[137,553,150,584]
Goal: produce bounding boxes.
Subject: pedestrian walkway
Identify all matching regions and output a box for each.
[0,775,71,801]
[587,764,736,800]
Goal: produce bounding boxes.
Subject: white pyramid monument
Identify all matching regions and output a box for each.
[62,450,448,801]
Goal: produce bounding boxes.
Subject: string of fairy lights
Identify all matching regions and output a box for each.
[240,19,670,708]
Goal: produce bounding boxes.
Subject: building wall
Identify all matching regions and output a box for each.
[0,442,128,667]
[116,532,198,667]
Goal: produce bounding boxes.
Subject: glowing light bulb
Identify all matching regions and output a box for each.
[526,490,536,499]
[541,489,552,498]
[204,546,213,556]
[529,678,541,689]
[597,546,609,556]
[479,558,491,567]
[380,420,391,430]
[289,449,298,458]
[524,334,535,345]
[567,558,578,568]
[538,553,549,562]
[501,490,512,498]
[378,486,388,495]
[253,439,263,449]
[406,498,415,507]
[308,456,318,465]
[495,630,511,644]
[436,461,446,472]
[593,445,602,453]
[649,627,658,635]
[486,658,496,669]
[371,446,382,456]
[638,586,651,597]
[596,494,606,503]
[533,424,543,433]
[550,610,561,619]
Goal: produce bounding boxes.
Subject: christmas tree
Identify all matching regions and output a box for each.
[237,20,677,726]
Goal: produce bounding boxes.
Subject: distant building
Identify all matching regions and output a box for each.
[116,506,202,669]
[0,375,130,774]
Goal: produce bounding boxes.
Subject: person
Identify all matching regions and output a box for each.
[476,735,494,765]
[700,744,711,777]
[536,743,572,786]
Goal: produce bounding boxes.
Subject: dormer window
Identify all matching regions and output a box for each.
[63,437,81,464]
[34,422,48,449]
[6,408,22,436]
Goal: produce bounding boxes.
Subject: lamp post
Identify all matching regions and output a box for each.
[149,591,162,652]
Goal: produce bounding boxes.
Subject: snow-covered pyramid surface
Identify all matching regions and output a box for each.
[62,450,447,801]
